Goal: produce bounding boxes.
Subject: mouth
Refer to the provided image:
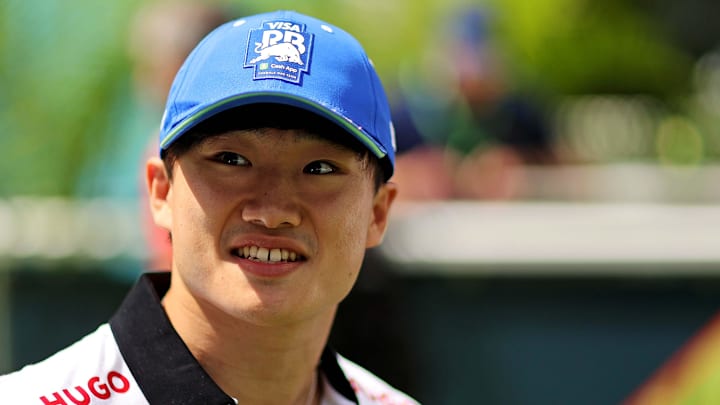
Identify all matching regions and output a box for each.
[231,245,305,263]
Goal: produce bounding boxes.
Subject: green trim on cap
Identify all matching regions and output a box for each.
[161,93,387,158]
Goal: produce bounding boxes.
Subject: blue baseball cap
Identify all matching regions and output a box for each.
[159,10,396,179]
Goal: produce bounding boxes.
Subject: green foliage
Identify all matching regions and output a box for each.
[0,0,142,196]
[0,0,701,196]
[488,0,693,97]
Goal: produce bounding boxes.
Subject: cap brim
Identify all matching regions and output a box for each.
[160,92,388,161]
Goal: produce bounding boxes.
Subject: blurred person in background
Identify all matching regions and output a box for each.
[392,6,557,201]
[128,1,232,119]
[128,1,234,270]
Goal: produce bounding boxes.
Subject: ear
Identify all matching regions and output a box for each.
[146,157,173,231]
[366,182,398,248]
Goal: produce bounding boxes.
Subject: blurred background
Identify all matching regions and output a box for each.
[2,0,720,403]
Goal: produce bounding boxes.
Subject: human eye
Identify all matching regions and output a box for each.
[213,151,250,167]
[304,160,337,175]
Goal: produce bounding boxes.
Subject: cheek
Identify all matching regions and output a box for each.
[168,188,234,302]
[318,190,374,270]
[172,176,231,234]
[169,183,226,263]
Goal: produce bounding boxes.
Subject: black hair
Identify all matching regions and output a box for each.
[161,103,387,191]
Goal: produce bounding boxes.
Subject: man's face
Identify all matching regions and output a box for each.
[147,128,396,326]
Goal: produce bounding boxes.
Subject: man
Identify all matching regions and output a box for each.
[0,10,419,405]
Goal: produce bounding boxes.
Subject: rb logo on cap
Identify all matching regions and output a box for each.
[244,20,314,84]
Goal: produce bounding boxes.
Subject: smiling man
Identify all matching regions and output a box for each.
[0,10,419,405]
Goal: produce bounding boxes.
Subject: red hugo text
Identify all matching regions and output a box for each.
[39,371,131,405]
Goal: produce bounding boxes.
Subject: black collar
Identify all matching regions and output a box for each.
[110,272,358,404]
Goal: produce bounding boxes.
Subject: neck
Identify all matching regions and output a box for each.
[162,278,334,404]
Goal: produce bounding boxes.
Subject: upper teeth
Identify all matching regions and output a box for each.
[240,246,299,262]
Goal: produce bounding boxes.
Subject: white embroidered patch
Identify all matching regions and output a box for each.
[244,19,314,84]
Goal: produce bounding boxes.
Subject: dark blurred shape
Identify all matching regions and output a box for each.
[391,6,557,201]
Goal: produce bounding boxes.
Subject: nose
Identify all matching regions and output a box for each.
[240,177,302,229]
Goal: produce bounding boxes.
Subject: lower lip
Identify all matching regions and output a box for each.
[234,257,302,279]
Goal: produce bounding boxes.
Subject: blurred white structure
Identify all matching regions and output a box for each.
[0,198,146,264]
